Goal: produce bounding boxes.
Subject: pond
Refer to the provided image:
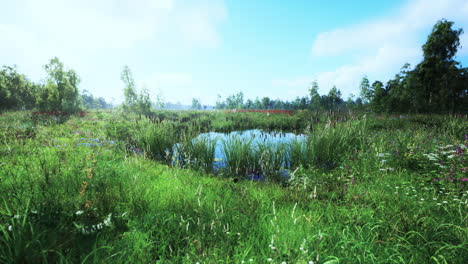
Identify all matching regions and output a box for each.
[173,129,307,180]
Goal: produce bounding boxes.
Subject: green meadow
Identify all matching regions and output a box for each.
[0,110,466,263]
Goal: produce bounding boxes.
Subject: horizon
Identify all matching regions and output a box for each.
[1,0,468,105]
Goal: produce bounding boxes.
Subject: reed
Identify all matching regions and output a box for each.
[221,134,254,176]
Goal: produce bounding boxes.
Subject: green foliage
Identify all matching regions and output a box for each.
[309,81,321,110]
[135,120,178,162]
[81,90,111,109]
[0,66,38,111]
[368,19,467,113]
[359,76,372,104]
[191,98,202,110]
[38,57,81,112]
[176,133,218,173]
[121,66,153,115]
[0,111,467,263]
[221,134,254,176]
[121,65,138,112]
[307,119,367,169]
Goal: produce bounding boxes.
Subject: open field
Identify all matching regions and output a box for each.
[0,110,467,263]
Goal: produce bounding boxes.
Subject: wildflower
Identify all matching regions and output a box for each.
[103,213,112,227]
[75,210,84,215]
[8,225,13,231]
[267,258,273,262]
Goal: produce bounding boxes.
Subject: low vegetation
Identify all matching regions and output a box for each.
[0,110,466,263]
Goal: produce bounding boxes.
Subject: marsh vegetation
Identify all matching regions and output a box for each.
[0,110,466,263]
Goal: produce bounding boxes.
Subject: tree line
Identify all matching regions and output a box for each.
[0,57,112,113]
[360,19,467,113]
[2,19,466,114]
[211,83,355,111]
[212,19,467,113]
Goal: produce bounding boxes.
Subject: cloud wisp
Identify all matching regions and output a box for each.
[276,0,468,98]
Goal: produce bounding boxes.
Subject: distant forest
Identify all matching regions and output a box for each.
[1,19,467,114]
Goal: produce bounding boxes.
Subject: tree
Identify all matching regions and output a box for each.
[273,100,283,109]
[215,94,226,109]
[0,66,37,110]
[95,97,109,109]
[81,89,95,108]
[137,87,152,114]
[372,81,388,113]
[359,76,372,104]
[261,97,271,109]
[309,81,321,110]
[413,19,464,112]
[191,98,202,110]
[327,86,343,110]
[245,99,253,109]
[120,66,153,114]
[253,97,262,109]
[121,65,138,112]
[154,90,165,110]
[38,57,80,112]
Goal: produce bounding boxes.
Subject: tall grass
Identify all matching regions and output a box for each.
[256,140,288,181]
[0,111,466,263]
[306,119,367,169]
[135,120,178,163]
[221,134,255,176]
[175,134,218,173]
[287,137,308,169]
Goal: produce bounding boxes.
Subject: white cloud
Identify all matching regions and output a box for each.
[175,0,227,48]
[305,0,468,97]
[0,0,226,100]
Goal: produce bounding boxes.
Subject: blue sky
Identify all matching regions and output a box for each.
[1,0,468,105]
